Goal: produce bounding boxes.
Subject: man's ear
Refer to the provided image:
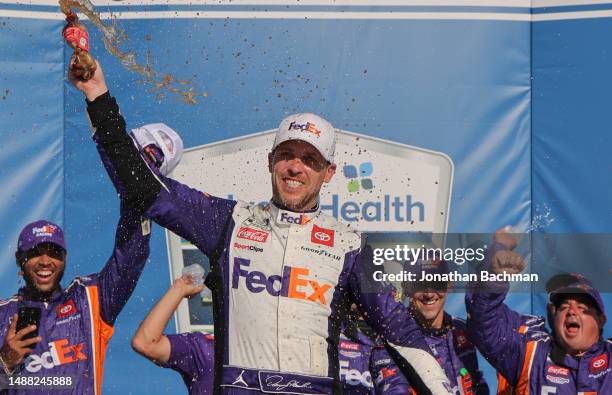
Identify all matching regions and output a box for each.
[268,151,274,173]
[323,163,336,183]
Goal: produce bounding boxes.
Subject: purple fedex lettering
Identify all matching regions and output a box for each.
[231,258,332,305]
[232,258,285,296]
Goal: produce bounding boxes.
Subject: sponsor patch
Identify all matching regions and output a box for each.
[311,225,334,247]
[237,227,269,243]
[546,375,570,385]
[56,300,77,319]
[233,242,264,253]
[547,365,569,377]
[32,225,57,238]
[339,341,360,351]
[454,330,471,349]
[591,354,608,373]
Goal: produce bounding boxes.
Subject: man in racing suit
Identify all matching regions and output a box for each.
[466,232,611,394]
[72,61,451,395]
[369,259,489,395]
[0,213,150,395]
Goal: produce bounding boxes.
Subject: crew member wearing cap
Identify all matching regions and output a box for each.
[0,212,151,394]
[70,61,452,395]
[465,229,611,394]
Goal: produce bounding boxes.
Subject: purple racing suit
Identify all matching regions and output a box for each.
[370,314,489,395]
[465,245,612,395]
[160,332,215,395]
[85,92,451,395]
[0,210,151,395]
[338,321,408,395]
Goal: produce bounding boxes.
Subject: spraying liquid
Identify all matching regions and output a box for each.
[58,0,207,104]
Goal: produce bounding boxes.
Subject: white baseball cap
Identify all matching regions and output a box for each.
[273,113,336,163]
[131,123,184,175]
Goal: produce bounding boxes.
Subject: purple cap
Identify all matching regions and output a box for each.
[547,273,605,319]
[17,220,66,253]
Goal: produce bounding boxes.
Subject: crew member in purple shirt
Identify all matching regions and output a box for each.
[132,275,214,395]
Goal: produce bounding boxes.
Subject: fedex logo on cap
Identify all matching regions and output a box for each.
[288,121,321,137]
[278,211,310,225]
[232,258,333,305]
[311,225,334,247]
[32,225,57,237]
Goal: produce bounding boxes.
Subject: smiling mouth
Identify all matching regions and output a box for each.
[34,269,54,281]
[420,298,439,306]
[283,178,304,188]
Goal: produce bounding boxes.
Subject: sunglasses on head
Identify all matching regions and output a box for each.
[21,243,66,262]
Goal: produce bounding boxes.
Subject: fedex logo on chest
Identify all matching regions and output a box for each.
[231,257,333,305]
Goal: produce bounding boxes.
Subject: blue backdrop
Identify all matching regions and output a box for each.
[1,1,611,393]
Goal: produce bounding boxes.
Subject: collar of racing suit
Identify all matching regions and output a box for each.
[410,306,454,337]
[550,337,609,370]
[269,200,322,227]
[18,285,64,303]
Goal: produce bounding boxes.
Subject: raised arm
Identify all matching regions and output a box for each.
[465,241,530,386]
[96,206,151,325]
[131,276,204,364]
[71,62,236,256]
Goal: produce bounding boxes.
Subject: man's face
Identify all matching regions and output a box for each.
[21,243,66,293]
[553,294,604,356]
[410,284,448,324]
[269,140,336,212]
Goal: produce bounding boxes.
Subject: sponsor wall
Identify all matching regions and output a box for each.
[0,1,610,393]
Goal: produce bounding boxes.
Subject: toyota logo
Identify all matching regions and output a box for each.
[60,305,72,314]
[593,359,606,368]
[314,231,331,242]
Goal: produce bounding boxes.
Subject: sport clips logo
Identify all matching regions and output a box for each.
[232,258,332,305]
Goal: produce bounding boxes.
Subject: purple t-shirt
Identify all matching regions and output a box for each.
[162,332,215,394]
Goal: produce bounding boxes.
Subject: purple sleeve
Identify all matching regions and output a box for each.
[465,243,528,387]
[162,333,215,387]
[370,346,413,395]
[88,92,236,256]
[143,178,236,256]
[348,246,428,351]
[97,207,151,325]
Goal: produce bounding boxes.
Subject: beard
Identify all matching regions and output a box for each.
[271,176,319,212]
[22,269,65,302]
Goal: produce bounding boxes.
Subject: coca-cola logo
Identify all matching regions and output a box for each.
[339,341,360,351]
[237,227,269,243]
[547,365,569,376]
[310,225,334,247]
